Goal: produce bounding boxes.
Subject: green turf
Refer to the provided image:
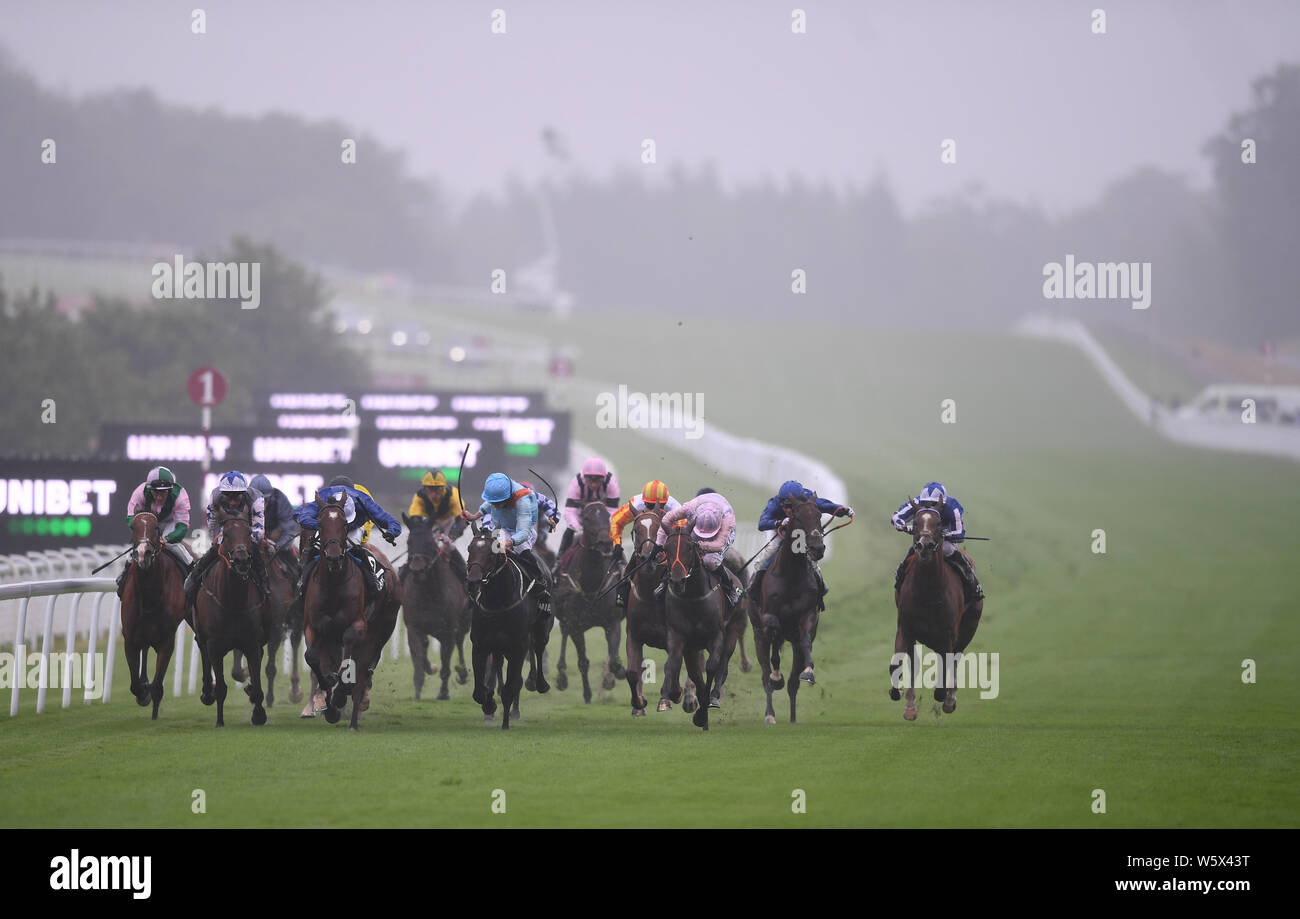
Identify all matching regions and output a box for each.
[2,314,1297,827]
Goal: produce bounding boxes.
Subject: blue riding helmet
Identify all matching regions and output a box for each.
[249,474,273,496]
[919,482,947,504]
[777,480,804,502]
[482,472,514,504]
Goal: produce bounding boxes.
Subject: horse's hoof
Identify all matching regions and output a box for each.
[436,690,450,701]
[764,714,776,725]
[232,668,248,683]
[135,694,150,707]
[632,709,646,717]
[692,708,708,729]
[889,687,901,701]
[525,675,535,692]
[299,703,316,718]
[349,726,358,733]
[709,699,720,709]
[483,713,495,723]
[312,690,327,713]
[656,700,671,712]
[265,693,274,708]
[555,672,568,691]
[943,698,956,714]
[583,691,592,704]
[601,672,616,691]
[770,674,785,691]
[455,668,468,685]
[682,696,698,714]
[903,708,917,722]
[201,691,214,706]
[800,667,815,685]
[535,676,550,694]
[244,683,255,698]
[423,661,435,676]
[934,687,945,702]
[251,708,267,726]
[289,686,303,704]
[323,707,341,724]
[611,664,626,680]
[740,659,753,673]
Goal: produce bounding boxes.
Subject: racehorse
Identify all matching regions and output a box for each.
[622,510,698,716]
[552,502,625,703]
[120,512,188,720]
[890,502,984,720]
[750,493,826,724]
[189,517,270,727]
[301,495,402,731]
[260,540,302,707]
[400,513,470,700]
[661,525,743,731]
[464,522,531,729]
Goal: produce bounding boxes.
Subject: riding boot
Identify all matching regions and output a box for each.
[252,548,271,598]
[616,578,631,609]
[115,562,131,599]
[296,554,319,598]
[525,550,553,614]
[947,551,985,603]
[184,546,218,610]
[720,566,745,608]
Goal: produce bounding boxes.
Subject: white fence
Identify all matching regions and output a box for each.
[1014,315,1300,464]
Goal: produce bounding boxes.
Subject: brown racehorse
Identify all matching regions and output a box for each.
[750,493,825,724]
[623,510,698,716]
[190,517,270,727]
[120,512,188,720]
[259,540,301,707]
[302,496,401,731]
[400,514,470,700]
[553,502,625,703]
[464,522,531,729]
[890,503,984,720]
[661,525,742,731]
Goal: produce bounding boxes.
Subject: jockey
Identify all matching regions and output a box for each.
[481,486,559,537]
[294,474,401,601]
[183,470,269,610]
[751,480,853,606]
[657,490,745,608]
[609,480,680,608]
[891,481,984,602]
[555,457,620,565]
[405,469,468,582]
[117,465,193,598]
[248,474,299,555]
[461,472,553,614]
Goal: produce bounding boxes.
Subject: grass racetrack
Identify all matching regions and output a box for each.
[2,318,1297,827]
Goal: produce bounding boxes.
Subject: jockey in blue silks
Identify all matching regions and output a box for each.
[294,474,402,601]
[460,472,554,614]
[890,481,984,601]
[751,479,853,607]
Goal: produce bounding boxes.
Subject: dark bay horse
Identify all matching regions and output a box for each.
[465,523,531,729]
[553,502,624,703]
[890,503,983,720]
[120,512,188,719]
[400,513,470,700]
[661,526,742,731]
[302,496,402,730]
[750,493,825,724]
[261,540,302,707]
[190,517,270,727]
[623,510,698,716]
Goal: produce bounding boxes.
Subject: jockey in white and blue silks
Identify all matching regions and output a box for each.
[890,481,984,600]
[751,479,853,605]
[460,473,554,613]
[184,470,270,608]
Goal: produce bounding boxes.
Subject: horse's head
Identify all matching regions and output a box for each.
[662,523,701,586]
[911,504,944,561]
[403,513,435,573]
[581,501,612,550]
[465,521,505,588]
[131,512,161,571]
[785,494,826,561]
[220,517,255,579]
[317,496,350,572]
[631,510,663,562]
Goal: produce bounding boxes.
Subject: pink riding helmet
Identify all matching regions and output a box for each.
[693,506,723,539]
[581,457,608,477]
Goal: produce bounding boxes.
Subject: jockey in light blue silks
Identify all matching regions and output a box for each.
[890,481,984,601]
[751,480,853,608]
[461,472,554,614]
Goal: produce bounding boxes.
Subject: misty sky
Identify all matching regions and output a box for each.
[4,0,1299,217]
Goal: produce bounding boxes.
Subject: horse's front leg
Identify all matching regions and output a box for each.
[798,609,817,685]
[149,635,175,720]
[685,645,710,731]
[625,628,646,716]
[605,617,625,682]
[662,630,685,706]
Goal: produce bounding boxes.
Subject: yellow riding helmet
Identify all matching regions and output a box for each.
[421,470,448,488]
